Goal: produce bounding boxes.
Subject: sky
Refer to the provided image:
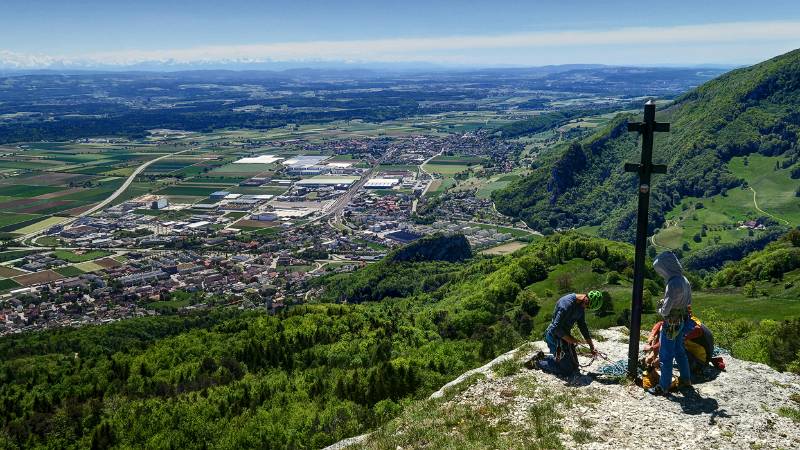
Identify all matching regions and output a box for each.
[2,0,800,69]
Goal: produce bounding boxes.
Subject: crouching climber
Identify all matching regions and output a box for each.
[647,251,694,396]
[528,291,603,376]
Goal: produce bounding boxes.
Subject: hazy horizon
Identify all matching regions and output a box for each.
[3,0,800,70]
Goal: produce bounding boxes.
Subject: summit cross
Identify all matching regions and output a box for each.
[624,99,669,379]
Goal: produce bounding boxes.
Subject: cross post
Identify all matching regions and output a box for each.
[624,99,669,379]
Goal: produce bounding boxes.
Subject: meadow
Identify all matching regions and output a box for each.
[652,153,800,255]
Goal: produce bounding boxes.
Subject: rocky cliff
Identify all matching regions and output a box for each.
[328,327,800,449]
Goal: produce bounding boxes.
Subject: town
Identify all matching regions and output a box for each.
[0,129,537,335]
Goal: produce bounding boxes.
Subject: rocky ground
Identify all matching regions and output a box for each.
[329,327,800,450]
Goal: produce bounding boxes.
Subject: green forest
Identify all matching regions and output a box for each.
[2,231,799,448]
[0,233,649,449]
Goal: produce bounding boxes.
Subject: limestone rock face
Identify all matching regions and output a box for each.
[330,327,800,450]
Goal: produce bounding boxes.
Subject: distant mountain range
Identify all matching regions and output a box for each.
[0,50,732,76]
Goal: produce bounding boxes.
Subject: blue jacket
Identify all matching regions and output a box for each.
[545,293,591,341]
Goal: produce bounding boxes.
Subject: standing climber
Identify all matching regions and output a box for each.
[531,291,603,376]
[647,251,694,396]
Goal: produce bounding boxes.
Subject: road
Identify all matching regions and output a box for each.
[419,148,444,198]
[80,149,191,218]
[309,152,393,226]
[21,149,191,244]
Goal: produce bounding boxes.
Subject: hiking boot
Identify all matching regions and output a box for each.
[646,385,667,396]
[677,377,693,390]
[524,351,546,370]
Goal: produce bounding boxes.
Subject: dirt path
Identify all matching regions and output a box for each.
[749,186,790,225]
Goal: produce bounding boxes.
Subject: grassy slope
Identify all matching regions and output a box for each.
[653,154,800,255]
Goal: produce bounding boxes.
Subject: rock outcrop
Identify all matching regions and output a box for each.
[329,327,800,449]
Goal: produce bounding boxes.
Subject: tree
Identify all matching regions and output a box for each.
[744,281,758,298]
[555,273,572,293]
[594,291,614,317]
[605,271,621,285]
[590,258,606,273]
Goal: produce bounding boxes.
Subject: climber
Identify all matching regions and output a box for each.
[643,315,723,387]
[529,291,603,376]
[647,251,694,396]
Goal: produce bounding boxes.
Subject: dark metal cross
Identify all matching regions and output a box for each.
[624,99,669,379]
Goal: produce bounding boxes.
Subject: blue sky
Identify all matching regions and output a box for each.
[2,0,800,68]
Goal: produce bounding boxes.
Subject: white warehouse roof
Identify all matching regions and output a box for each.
[365,178,400,188]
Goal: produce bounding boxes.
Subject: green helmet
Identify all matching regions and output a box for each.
[587,290,603,311]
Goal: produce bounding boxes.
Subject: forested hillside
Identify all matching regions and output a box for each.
[0,233,647,449]
[494,49,800,241]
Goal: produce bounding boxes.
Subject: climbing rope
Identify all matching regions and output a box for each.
[575,346,612,368]
[597,359,629,377]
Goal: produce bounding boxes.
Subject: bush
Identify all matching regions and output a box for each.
[590,258,606,273]
[642,292,655,313]
[605,271,621,285]
[594,291,614,317]
[744,281,758,297]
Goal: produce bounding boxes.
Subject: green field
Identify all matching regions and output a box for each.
[155,185,221,197]
[425,178,452,197]
[13,216,67,235]
[422,163,472,175]
[54,265,86,277]
[52,250,113,263]
[0,185,62,197]
[0,278,21,291]
[0,213,41,228]
[728,154,800,224]
[73,261,105,272]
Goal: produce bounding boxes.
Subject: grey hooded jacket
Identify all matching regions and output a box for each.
[653,251,692,318]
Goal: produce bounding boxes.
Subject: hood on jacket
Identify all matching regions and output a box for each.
[653,251,683,281]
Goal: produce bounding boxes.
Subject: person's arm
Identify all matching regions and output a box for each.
[644,322,662,352]
[550,305,567,339]
[657,279,682,318]
[576,315,595,351]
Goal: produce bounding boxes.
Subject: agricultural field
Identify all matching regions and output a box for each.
[449,169,530,199]
[0,278,21,292]
[73,261,105,272]
[54,265,86,277]
[52,249,113,263]
[479,240,528,255]
[13,216,68,235]
[13,270,63,287]
[425,177,456,197]
[0,142,210,233]
[422,155,486,176]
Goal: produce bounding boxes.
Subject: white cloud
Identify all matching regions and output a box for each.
[3,20,800,68]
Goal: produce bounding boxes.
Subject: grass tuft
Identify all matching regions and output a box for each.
[492,358,522,377]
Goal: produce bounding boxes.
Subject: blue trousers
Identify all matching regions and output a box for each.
[539,333,578,376]
[659,319,694,391]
